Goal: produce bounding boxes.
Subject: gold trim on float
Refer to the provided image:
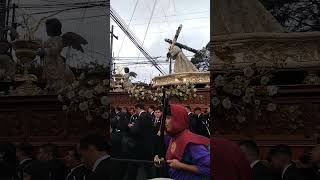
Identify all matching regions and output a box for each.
[152,72,210,87]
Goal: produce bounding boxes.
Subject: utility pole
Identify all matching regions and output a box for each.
[0,0,7,40]
[110,25,118,74]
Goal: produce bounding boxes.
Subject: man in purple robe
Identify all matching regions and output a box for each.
[154,104,210,180]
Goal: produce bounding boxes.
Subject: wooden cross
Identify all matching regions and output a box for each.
[167,24,182,74]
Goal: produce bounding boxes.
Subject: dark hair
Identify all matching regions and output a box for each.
[185,106,191,111]
[70,146,81,161]
[239,140,260,156]
[135,102,144,110]
[79,133,110,152]
[45,18,62,36]
[124,67,129,73]
[16,143,33,158]
[269,144,292,157]
[155,106,162,111]
[194,107,201,111]
[40,143,58,159]
[149,106,155,111]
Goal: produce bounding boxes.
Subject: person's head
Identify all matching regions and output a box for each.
[165,104,189,136]
[135,102,145,114]
[16,143,33,161]
[45,18,62,37]
[311,145,320,168]
[185,106,192,113]
[124,67,129,73]
[148,106,155,113]
[154,106,163,119]
[79,133,110,169]
[64,147,82,168]
[239,140,260,163]
[269,144,292,170]
[194,107,202,115]
[37,143,57,162]
[129,108,135,115]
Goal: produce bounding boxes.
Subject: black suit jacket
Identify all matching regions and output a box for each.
[66,164,90,180]
[188,113,197,133]
[17,159,33,180]
[195,114,210,137]
[252,161,274,180]
[47,159,68,180]
[282,164,305,180]
[88,158,112,180]
[129,111,154,160]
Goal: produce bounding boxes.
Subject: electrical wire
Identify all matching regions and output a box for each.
[117,0,140,58]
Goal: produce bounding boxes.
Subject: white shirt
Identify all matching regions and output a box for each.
[139,110,145,117]
[92,154,110,172]
[281,163,292,179]
[20,158,32,165]
[250,160,260,168]
[66,164,85,180]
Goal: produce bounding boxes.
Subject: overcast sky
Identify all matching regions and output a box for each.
[13,0,210,82]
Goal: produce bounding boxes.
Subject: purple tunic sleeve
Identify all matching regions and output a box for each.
[187,144,211,177]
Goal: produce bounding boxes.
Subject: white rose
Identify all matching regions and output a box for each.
[141,92,145,95]
[267,103,277,111]
[179,92,183,96]
[79,102,89,111]
[100,96,110,105]
[215,75,225,87]
[193,88,197,92]
[159,93,164,97]
[101,112,109,119]
[211,97,220,106]
[88,80,94,85]
[260,76,270,86]
[243,67,254,77]
[245,88,255,97]
[79,73,85,80]
[236,116,246,123]
[242,96,251,103]
[222,98,232,109]
[58,95,63,102]
[72,81,80,88]
[267,86,278,96]
[193,94,197,97]
[62,105,68,111]
[78,90,85,97]
[103,79,110,86]
[67,91,75,99]
[232,89,242,96]
[153,98,157,101]
[94,85,104,94]
[85,90,93,99]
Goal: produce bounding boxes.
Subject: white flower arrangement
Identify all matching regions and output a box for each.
[58,74,111,122]
[127,83,200,103]
[212,64,280,124]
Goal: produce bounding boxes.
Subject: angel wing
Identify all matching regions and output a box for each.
[62,32,88,53]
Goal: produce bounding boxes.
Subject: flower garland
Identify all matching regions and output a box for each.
[212,64,279,123]
[58,74,110,122]
[127,83,200,103]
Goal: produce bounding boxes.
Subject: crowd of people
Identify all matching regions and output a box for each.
[214,138,320,180]
[0,102,211,180]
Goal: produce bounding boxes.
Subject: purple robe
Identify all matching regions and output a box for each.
[165,136,210,180]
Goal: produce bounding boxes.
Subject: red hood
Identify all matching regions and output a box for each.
[166,104,210,160]
[167,104,189,135]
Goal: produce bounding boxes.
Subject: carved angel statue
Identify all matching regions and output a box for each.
[123,67,137,81]
[0,40,16,80]
[39,18,88,93]
[168,45,198,73]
